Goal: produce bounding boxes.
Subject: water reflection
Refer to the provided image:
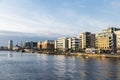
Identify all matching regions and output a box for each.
[104,59,120,80]
[7,52,13,58]
[0,51,120,80]
[55,56,67,79]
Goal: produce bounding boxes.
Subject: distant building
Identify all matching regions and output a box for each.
[13,44,21,51]
[37,41,42,50]
[23,41,37,49]
[42,40,54,51]
[80,32,95,49]
[8,40,13,50]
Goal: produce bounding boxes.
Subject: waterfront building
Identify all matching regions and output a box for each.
[23,41,37,49]
[114,31,120,53]
[90,34,96,48]
[96,27,120,53]
[8,40,13,50]
[79,32,95,49]
[23,42,30,48]
[55,37,69,51]
[68,37,80,51]
[31,42,37,49]
[42,40,54,51]
[37,41,42,50]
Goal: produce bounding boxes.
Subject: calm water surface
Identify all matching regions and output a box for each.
[0,51,120,80]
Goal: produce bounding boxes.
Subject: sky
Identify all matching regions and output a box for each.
[0,0,120,46]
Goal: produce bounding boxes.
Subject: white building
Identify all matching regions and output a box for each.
[8,40,13,50]
[55,37,68,51]
[68,37,80,51]
[55,37,80,52]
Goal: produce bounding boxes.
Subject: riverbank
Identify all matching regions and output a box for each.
[2,50,120,58]
[39,51,120,58]
[76,53,120,58]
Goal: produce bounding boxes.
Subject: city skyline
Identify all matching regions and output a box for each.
[0,0,120,46]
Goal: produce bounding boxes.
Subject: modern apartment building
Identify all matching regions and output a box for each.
[114,31,120,53]
[8,40,13,50]
[42,40,54,51]
[23,41,37,49]
[96,33,115,53]
[68,37,80,51]
[55,37,68,51]
[37,40,54,51]
[96,27,120,53]
[37,41,42,50]
[79,32,95,49]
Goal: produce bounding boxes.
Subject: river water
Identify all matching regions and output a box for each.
[0,51,120,80]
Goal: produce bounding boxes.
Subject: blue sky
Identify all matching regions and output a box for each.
[0,0,120,46]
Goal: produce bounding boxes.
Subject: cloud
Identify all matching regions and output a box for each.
[0,0,120,39]
[1,0,120,46]
[0,31,35,37]
[0,30,64,38]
